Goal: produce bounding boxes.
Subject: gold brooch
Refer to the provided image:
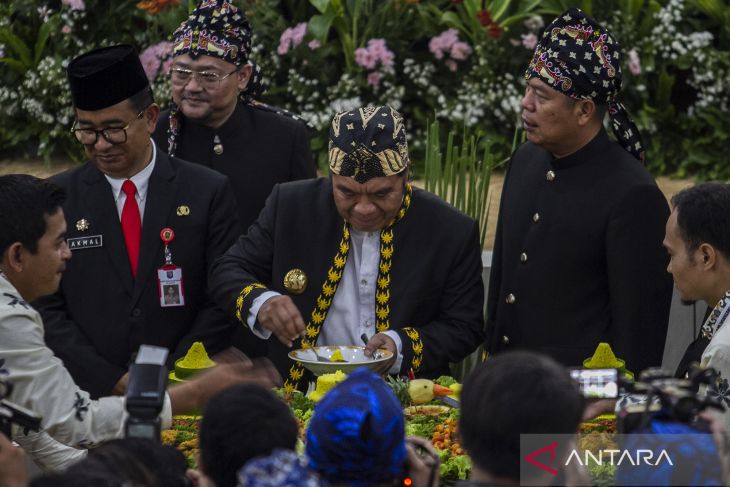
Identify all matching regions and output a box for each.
[76,219,89,231]
[283,269,307,295]
[176,205,190,216]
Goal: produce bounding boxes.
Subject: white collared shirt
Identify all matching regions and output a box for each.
[104,139,157,221]
[249,228,403,374]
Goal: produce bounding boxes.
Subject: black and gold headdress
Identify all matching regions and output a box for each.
[328,106,409,183]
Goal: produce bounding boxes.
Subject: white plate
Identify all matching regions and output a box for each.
[288,345,393,376]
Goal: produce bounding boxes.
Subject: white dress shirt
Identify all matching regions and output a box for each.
[248,228,403,373]
[104,139,157,221]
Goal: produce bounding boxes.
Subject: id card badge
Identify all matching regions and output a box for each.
[158,228,185,307]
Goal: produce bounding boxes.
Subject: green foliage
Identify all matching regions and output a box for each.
[0,0,727,179]
[423,119,516,379]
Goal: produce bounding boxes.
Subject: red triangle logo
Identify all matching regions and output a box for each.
[524,441,559,476]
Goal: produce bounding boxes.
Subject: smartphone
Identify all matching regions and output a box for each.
[570,368,619,399]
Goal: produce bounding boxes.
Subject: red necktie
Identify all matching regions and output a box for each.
[121,180,141,277]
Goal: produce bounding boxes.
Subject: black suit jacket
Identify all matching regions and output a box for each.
[35,151,241,398]
[486,130,672,373]
[153,102,316,232]
[209,178,485,381]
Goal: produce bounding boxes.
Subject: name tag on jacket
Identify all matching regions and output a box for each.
[67,235,103,250]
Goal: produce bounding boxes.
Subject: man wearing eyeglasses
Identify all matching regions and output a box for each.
[152,0,316,233]
[34,44,243,399]
[153,0,315,361]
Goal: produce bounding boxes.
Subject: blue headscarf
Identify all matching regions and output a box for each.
[305,368,407,486]
[237,449,323,487]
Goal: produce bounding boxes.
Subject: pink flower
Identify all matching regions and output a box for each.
[290,22,307,47]
[628,49,641,75]
[277,40,289,56]
[308,39,321,50]
[367,72,382,86]
[62,0,85,11]
[61,24,72,34]
[521,33,537,50]
[445,59,458,72]
[429,29,460,60]
[355,39,395,70]
[450,41,472,61]
[139,41,173,81]
[355,47,377,70]
[277,23,307,55]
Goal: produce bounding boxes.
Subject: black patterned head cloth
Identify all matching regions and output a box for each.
[329,105,410,184]
[525,7,645,162]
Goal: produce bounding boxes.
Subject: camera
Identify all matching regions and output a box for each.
[124,345,169,442]
[0,377,42,439]
[617,364,723,434]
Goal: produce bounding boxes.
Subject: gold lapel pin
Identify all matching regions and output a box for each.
[76,219,90,231]
[176,205,190,217]
[283,269,307,295]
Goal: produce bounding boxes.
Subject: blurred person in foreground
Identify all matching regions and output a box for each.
[210,105,484,392]
[0,174,279,471]
[305,367,439,487]
[34,43,242,399]
[31,437,189,486]
[486,7,672,373]
[196,384,299,487]
[664,182,730,428]
[458,351,588,486]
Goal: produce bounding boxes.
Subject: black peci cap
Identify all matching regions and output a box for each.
[67,44,149,111]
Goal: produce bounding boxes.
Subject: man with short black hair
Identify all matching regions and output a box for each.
[487,8,672,374]
[664,183,730,428]
[35,43,242,398]
[198,384,299,487]
[458,351,585,486]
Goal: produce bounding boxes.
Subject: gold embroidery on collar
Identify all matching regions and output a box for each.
[283,184,413,393]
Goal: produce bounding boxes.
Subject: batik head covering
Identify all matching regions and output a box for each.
[68,44,149,111]
[172,0,251,67]
[305,367,407,486]
[328,106,410,184]
[237,449,323,487]
[166,0,270,155]
[525,7,645,162]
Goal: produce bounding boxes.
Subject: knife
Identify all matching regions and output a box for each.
[437,395,460,408]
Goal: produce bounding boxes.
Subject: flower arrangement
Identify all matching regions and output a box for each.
[0,0,727,178]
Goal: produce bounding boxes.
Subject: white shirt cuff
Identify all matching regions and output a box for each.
[160,392,173,430]
[382,330,403,374]
[248,291,281,339]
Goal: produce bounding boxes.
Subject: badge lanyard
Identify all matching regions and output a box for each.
[158,228,184,307]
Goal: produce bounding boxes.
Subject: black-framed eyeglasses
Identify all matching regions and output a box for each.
[170,67,237,89]
[71,109,146,146]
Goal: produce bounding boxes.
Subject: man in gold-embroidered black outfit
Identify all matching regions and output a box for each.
[210,106,485,392]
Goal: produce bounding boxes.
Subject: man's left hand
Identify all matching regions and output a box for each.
[364,333,397,374]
